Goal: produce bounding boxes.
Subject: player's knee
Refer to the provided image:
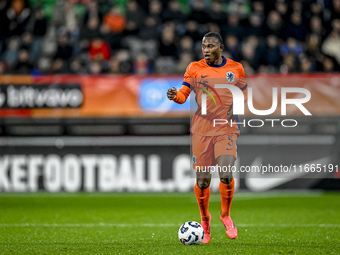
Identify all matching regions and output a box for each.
[197,179,210,190]
[220,177,233,185]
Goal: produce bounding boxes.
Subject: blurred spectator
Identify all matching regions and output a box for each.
[103,6,125,33]
[3,37,20,68]
[32,7,47,37]
[64,1,78,37]
[264,10,285,39]
[20,31,32,51]
[280,37,303,56]
[79,17,101,41]
[332,19,340,33]
[21,30,41,65]
[188,0,210,24]
[252,1,265,16]
[263,35,282,67]
[317,54,340,72]
[126,20,159,61]
[322,30,340,65]
[285,12,308,42]
[224,14,244,40]
[89,38,111,60]
[322,56,335,72]
[306,34,321,58]
[247,35,265,64]
[125,0,145,36]
[240,43,258,71]
[310,1,323,17]
[309,16,326,41]
[291,0,304,14]
[149,0,163,22]
[176,51,193,73]
[300,57,313,73]
[6,0,31,37]
[54,33,73,61]
[83,1,103,26]
[138,16,160,41]
[280,54,300,73]
[162,0,185,23]
[108,50,132,74]
[158,27,177,58]
[241,60,255,75]
[0,0,9,52]
[136,0,150,14]
[13,48,32,74]
[258,65,269,74]
[88,60,104,74]
[275,0,289,22]
[182,20,202,42]
[177,36,195,57]
[208,0,226,28]
[224,34,239,61]
[69,58,85,74]
[133,52,152,74]
[206,22,221,34]
[108,58,120,74]
[330,0,340,21]
[73,39,90,62]
[155,56,176,74]
[227,0,249,19]
[50,59,67,74]
[246,13,265,37]
[100,23,123,51]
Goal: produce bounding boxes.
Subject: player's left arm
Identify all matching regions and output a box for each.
[236,65,248,102]
[228,65,248,120]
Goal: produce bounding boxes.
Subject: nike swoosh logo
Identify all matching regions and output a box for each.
[245,156,331,191]
[201,75,209,78]
[226,148,232,150]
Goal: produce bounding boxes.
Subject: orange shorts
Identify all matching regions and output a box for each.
[192,133,237,168]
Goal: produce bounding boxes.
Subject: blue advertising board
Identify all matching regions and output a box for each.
[139,78,190,113]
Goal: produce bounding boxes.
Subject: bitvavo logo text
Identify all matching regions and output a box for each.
[201,85,311,128]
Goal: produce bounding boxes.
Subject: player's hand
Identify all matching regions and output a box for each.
[167,87,177,100]
[227,104,237,121]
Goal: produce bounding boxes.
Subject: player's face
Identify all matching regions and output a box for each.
[202,37,223,64]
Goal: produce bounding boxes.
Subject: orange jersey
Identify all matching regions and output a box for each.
[174,57,248,136]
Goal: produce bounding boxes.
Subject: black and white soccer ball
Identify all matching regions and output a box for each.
[178,221,204,245]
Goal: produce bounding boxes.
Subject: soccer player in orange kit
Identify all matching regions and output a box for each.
[167,32,247,243]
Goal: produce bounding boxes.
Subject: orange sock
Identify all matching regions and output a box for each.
[194,183,210,221]
[219,179,235,218]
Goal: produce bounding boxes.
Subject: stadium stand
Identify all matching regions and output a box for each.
[0,0,339,75]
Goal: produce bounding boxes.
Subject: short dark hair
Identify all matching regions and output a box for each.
[203,32,223,46]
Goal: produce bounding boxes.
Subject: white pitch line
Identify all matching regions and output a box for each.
[0,191,323,199]
[208,192,323,203]
[0,223,339,228]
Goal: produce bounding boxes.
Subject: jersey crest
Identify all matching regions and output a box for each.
[226,71,235,83]
[192,155,197,164]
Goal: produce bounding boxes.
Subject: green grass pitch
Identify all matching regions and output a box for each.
[0,192,339,254]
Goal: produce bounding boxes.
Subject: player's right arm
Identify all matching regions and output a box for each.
[167,62,194,104]
[167,85,191,104]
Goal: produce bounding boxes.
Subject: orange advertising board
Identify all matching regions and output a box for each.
[0,74,339,118]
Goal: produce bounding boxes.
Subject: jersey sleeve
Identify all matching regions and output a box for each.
[173,63,195,104]
[235,65,247,103]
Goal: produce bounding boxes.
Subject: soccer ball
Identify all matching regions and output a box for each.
[178,221,204,245]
